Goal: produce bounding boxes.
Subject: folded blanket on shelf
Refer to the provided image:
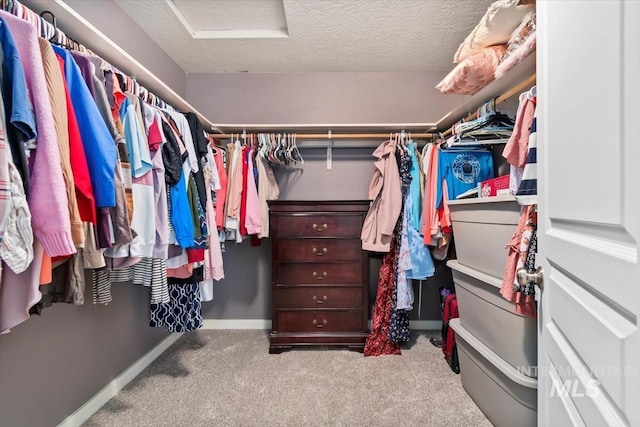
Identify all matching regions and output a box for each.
[437,45,507,95]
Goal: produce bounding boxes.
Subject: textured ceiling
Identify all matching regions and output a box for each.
[115,0,495,73]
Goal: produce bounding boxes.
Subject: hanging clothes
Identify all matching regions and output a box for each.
[53,45,118,210]
[364,235,401,356]
[2,12,76,257]
[500,205,537,318]
[361,139,402,252]
[256,152,279,239]
[387,146,412,344]
[38,38,84,247]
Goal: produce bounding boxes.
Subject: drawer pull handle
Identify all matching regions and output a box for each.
[312,319,328,328]
[312,247,328,256]
[312,271,328,280]
[313,295,328,304]
[312,223,328,231]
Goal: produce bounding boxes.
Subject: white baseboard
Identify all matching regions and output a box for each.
[201,319,272,329]
[57,333,183,427]
[410,320,442,330]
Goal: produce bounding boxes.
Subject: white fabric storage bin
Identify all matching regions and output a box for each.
[448,260,537,375]
[447,196,521,279]
[450,319,537,427]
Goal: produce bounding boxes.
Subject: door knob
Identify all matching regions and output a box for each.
[517,266,544,291]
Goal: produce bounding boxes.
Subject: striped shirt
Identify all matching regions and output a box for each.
[516,109,538,205]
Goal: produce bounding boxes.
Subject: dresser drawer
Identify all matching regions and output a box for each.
[276,263,362,285]
[276,310,364,333]
[276,239,362,262]
[275,287,362,309]
[276,214,363,238]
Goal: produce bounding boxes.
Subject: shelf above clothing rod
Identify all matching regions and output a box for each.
[436,53,537,134]
[441,74,536,138]
[20,0,219,132]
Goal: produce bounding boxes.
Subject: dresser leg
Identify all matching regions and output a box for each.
[269,345,293,354]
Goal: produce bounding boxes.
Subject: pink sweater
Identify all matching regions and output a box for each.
[244,148,262,235]
[2,12,76,257]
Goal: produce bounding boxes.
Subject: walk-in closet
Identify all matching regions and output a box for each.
[0,1,638,426]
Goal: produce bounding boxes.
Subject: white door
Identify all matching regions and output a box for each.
[537,1,640,426]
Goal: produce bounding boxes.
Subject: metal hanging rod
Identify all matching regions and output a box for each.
[210,132,435,140]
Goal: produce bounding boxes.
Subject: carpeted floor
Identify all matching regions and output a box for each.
[84,330,491,427]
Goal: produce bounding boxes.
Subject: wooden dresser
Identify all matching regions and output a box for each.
[268,200,370,354]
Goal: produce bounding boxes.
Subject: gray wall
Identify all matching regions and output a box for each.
[0,281,170,427]
[190,72,458,324]
[187,71,466,124]
[201,146,453,322]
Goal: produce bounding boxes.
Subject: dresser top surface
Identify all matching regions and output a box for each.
[269,200,370,213]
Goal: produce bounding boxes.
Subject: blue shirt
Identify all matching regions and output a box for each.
[119,97,152,178]
[0,17,36,194]
[436,148,493,207]
[53,46,117,208]
[407,141,421,231]
[170,170,195,248]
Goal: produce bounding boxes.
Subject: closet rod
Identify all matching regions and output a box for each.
[210,132,435,140]
[441,73,537,138]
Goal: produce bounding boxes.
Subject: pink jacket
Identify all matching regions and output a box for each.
[244,149,262,235]
[361,140,402,252]
[2,12,76,257]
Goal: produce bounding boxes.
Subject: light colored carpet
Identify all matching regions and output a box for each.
[84,330,491,427]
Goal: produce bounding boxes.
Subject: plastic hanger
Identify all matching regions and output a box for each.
[290,133,303,164]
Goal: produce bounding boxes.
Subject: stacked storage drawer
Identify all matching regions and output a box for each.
[447,196,538,427]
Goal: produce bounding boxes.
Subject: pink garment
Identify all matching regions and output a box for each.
[0,242,44,334]
[361,139,402,252]
[166,263,193,279]
[500,206,536,318]
[503,95,536,168]
[423,144,440,245]
[440,180,452,229]
[2,12,76,257]
[244,149,262,235]
[212,147,227,230]
[226,141,244,220]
